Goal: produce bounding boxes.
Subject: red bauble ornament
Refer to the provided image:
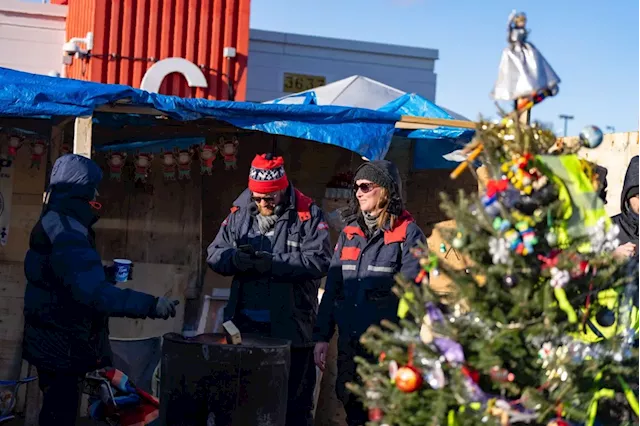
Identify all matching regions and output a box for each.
[394,366,423,393]
[368,407,383,421]
[461,365,480,383]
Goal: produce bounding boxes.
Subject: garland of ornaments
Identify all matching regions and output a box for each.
[98,137,240,183]
[4,132,48,170]
[4,133,242,182]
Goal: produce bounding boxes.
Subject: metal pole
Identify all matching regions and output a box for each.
[559,114,574,137]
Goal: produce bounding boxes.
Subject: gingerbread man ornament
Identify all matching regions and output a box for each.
[218,136,239,171]
[106,152,127,182]
[199,143,218,175]
[134,152,153,183]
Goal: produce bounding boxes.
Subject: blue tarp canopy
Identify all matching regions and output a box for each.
[265,79,476,169]
[379,93,475,169]
[378,93,473,141]
[0,67,404,161]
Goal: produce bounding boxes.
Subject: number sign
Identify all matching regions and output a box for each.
[282,73,326,93]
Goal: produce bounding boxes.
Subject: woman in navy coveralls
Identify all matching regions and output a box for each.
[313,160,426,425]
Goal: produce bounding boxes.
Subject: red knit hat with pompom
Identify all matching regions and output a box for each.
[248,154,289,193]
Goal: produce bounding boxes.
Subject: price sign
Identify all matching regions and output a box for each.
[282,73,326,93]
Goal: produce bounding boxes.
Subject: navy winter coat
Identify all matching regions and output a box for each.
[314,212,426,342]
[207,185,332,346]
[22,155,157,374]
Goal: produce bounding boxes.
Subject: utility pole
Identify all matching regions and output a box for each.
[559,114,574,137]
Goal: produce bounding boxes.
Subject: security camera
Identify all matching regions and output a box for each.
[62,41,80,56]
[62,32,94,60]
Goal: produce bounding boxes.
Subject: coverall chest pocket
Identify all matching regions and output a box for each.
[339,245,361,281]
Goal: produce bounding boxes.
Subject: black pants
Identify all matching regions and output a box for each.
[336,334,370,426]
[234,315,317,426]
[36,368,83,426]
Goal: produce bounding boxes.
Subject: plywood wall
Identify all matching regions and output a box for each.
[0,137,48,380]
[92,147,202,338]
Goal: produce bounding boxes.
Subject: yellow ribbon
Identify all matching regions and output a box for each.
[397,291,415,319]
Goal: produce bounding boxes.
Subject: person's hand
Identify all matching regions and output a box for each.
[254,251,273,273]
[233,250,254,272]
[314,342,329,371]
[613,242,636,260]
[152,297,179,319]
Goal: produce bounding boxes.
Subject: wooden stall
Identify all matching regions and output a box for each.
[0,75,478,426]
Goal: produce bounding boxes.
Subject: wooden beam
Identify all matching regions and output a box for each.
[395,122,438,130]
[73,116,93,158]
[94,104,167,116]
[398,115,477,130]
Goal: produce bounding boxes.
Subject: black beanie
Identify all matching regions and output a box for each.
[354,163,395,195]
[351,160,404,217]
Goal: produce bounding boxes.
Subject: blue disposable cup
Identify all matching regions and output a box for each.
[113,259,132,283]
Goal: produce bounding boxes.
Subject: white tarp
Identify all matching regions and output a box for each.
[265,75,470,120]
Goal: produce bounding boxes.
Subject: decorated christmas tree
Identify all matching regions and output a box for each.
[349,11,639,426]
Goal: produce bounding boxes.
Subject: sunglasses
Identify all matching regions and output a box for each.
[251,195,276,204]
[354,183,378,194]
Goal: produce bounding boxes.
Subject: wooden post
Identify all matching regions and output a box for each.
[515,100,531,125]
[73,116,93,158]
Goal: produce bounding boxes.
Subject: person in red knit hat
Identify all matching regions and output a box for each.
[207,153,332,426]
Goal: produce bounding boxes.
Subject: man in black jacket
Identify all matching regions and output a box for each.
[23,154,178,425]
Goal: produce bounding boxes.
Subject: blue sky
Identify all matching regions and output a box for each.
[251,0,639,136]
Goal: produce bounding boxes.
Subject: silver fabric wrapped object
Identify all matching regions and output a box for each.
[492,11,561,101]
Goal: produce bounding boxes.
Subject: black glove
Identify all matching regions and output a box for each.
[152,297,179,319]
[254,251,273,274]
[233,250,254,272]
[104,265,116,283]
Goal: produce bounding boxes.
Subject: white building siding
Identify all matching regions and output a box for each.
[246,29,438,103]
[0,0,67,76]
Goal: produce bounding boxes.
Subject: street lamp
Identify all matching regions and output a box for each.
[559,114,574,137]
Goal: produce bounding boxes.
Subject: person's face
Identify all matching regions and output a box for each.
[252,191,283,216]
[355,179,383,214]
[629,194,639,214]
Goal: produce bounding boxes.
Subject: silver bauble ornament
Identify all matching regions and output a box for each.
[579,125,604,149]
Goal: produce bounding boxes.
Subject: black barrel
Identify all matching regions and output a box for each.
[159,333,291,426]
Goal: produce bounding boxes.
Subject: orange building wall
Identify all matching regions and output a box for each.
[64,0,250,100]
